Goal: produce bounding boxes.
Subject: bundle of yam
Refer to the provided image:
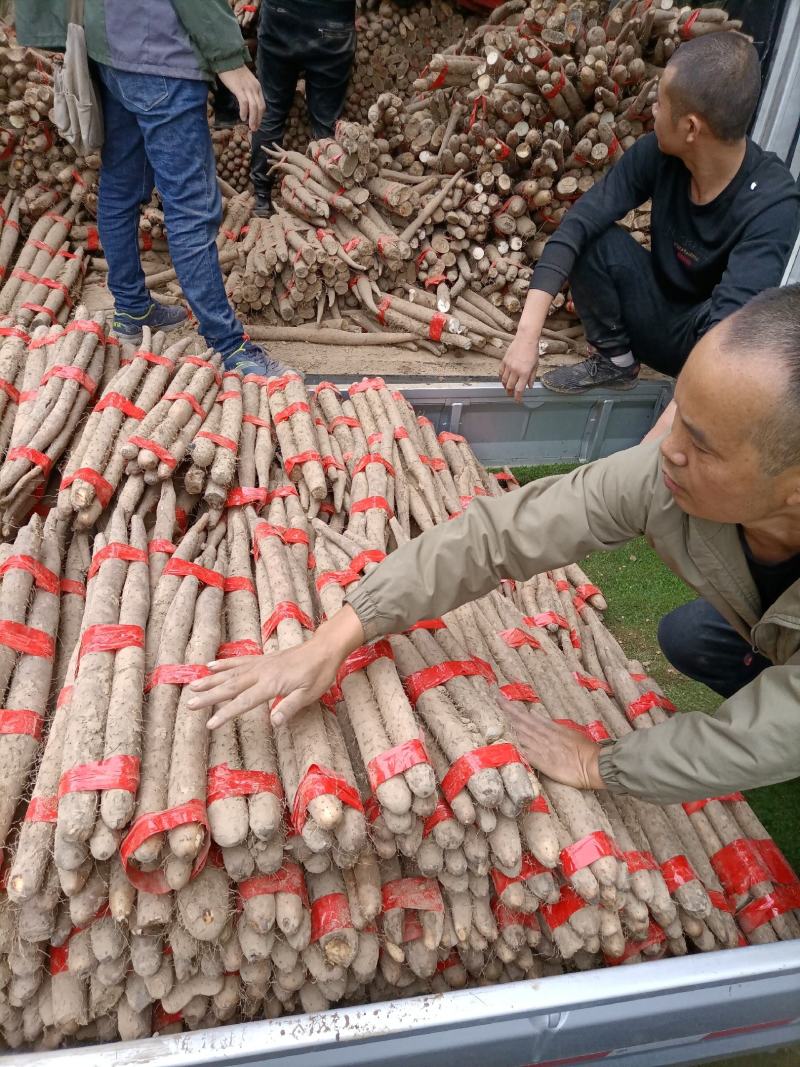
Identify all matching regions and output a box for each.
[0,356,796,1052]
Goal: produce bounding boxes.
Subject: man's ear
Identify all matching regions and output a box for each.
[784,476,800,509]
[684,112,702,143]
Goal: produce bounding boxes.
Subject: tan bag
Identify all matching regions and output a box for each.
[51,0,104,154]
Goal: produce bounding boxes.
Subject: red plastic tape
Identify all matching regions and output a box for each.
[40,364,97,394]
[336,639,394,686]
[163,557,224,588]
[352,453,396,478]
[737,884,800,934]
[753,838,800,887]
[284,448,323,475]
[541,884,585,929]
[524,612,570,631]
[500,682,540,703]
[350,495,394,518]
[327,414,360,433]
[0,554,59,594]
[273,400,310,425]
[207,763,283,806]
[382,876,444,913]
[491,852,549,897]
[560,830,620,877]
[120,798,210,894]
[367,738,430,792]
[292,763,364,834]
[627,691,676,721]
[422,797,454,837]
[7,445,52,475]
[239,863,307,903]
[605,920,666,966]
[216,638,261,659]
[0,620,55,659]
[79,624,144,659]
[440,742,525,803]
[710,838,773,897]
[60,467,114,507]
[499,627,541,650]
[661,855,697,893]
[222,576,255,595]
[145,662,211,693]
[226,486,269,508]
[573,672,613,695]
[0,707,43,740]
[24,795,58,823]
[59,754,140,797]
[682,793,745,815]
[252,521,309,558]
[624,850,658,874]
[404,656,496,707]
[196,430,236,452]
[553,718,611,743]
[87,542,147,579]
[148,539,177,557]
[310,892,352,942]
[262,600,314,641]
[127,435,177,469]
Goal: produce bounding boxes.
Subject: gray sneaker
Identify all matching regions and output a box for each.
[223,340,298,379]
[541,351,640,393]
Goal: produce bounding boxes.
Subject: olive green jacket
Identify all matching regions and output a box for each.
[346,440,800,805]
[15,0,249,80]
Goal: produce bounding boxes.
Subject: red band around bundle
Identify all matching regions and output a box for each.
[0,620,55,659]
[239,863,307,903]
[310,892,352,942]
[0,326,30,343]
[40,365,97,394]
[0,707,43,741]
[262,601,314,641]
[292,763,364,834]
[440,741,524,803]
[660,854,697,893]
[266,373,302,397]
[710,838,776,897]
[336,639,394,686]
[679,8,701,39]
[404,656,495,707]
[225,486,269,508]
[605,920,666,966]
[222,577,255,598]
[165,391,205,419]
[492,898,540,931]
[367,738,430,792]
[707,890,733,914]
[382,876,444,913]
[408,618,445,632]
[120,798,210,894]
[24,795,58,823]
[79,623,144,661]
[252,522,309,559]
[491,852,549,897]
[624,850,658,874]
[183,355,222,384]
[7,445,52,474]
[0,378,19,405]
[145,663,211,693]
[572,583,602,610]
[438,431,465,444]
[573,671,612,695]
[524,611,569,631]
[60,467,114,507]
[197,431,237,452]
[284,449,323,475]
[499,627,541,650]
[736,884,800,934]
[59,754,140,797]
[217,639,261,660]
[242,414,271,429]
[207,763,283,806]
[627,691,676,721]
[127,435,177,468]
[273,400,311,425]
[500,682,540,703]
[541,884,585,929]
[350,495,394,518]
[553,718,611,743]
[363,795,380,824]
[148,539,176,557]
[163,557,225,588]
[352,453,396,478]
[423,797,454,836]
[327,415,360,434]
[0,554,59,594]
[560,830,620,877]
[529,794,550,814]
[682,793,745,815]
[134,348,173,367]
[87,542,147,579]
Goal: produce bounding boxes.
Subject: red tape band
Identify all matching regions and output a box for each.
[627,691,676,721]
[408,618,445,632]
[679,8,701,40]
[217,638,261,659]
[438,431,466,444]
[24,795,58,823]
[284,449,323,475]
[60,467,114,507]
[660,855,697,894]
[226,486,269,508]
[367,738,430,792]
[40,365,97,394]
[0,619,55,659]
[148,539,177,556]
[382,876,444,913]
[252,521,310,558]
[737,884,800,934]
[440,742,524,803]
[560,830,620,877]
[310,892,352,942]
[243,414,271,428]
[239,863,307,903]
[491,852,549,897]
[540,884,585,929]
[328,414,360,432]
[134,349,173,367]
[87,542,147,579]
[573,671,613,695]
[553,718,611,743]
[266,373,303,397]
[120,798,210,894]
[127,435,177,469]
[682,793,745,815]
[423,797,454,837]
[404,656,496,707]
[95,392,146,420]
[163,557,224,588]
[0,707,43,741]
[624,850,659,874]
[145,663,211,693]
[196,430,237,451]
[7,446,52,475]
[80,623,144,660]
[605,920,666,966]
[500,682,540,703]
[183,355,222,384]
[207,763,283,806]
[337,639,394,686]
[524,612,570,631]
[350,495,394,518]
[58,754,140,797]
[499,627,541,650]
[274,400,311,425]
[352,453,396,478]
[0,378,18,406]
[292,763,364,833]
[60,579,86,598]
[0,554,59,594]
[165,391,205,419]
[262,601,314,641]
[222,576,256,596]
[710,839,774,897]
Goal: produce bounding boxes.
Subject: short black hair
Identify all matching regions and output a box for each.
[666,32,761,142]
[723,286,800,474]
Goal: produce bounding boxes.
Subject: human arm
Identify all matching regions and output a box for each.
[499,289,552,402]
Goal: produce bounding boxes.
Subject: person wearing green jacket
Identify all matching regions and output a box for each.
[188,285,800,807]
[16,0,292,378]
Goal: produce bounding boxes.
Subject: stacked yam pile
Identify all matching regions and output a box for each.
[0,352,796,1051]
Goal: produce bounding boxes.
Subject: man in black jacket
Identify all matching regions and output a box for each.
[500,32,800,399]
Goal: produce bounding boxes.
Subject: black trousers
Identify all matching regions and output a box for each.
[251,0,356,199]
[658,599,770,700]
[570,224,709,377]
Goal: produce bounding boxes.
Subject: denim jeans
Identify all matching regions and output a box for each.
[95,64,244,358]
[658,598,770,699]
[251,0,356,199]
[569,224,708,376]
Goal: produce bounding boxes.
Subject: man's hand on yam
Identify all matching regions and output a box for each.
[188,604,365,729]
[498,697,606,792]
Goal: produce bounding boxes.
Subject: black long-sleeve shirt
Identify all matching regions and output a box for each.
[531,134,800,335]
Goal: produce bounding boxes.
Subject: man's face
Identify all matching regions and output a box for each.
[660,324,795,524]
[653,67,686,156]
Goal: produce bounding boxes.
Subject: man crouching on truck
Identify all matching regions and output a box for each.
[188,286,800,805]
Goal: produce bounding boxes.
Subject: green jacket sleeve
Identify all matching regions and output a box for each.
[170,0,249,73]
[346,440,661,640]
[599,654,800,804]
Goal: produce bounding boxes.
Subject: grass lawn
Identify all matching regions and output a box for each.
[511,463,800,875]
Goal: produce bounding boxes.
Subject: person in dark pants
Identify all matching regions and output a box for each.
[500,32,800,401]
[251,0,356,216]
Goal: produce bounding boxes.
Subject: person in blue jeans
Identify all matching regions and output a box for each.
[17,0,293,378]
[250,0,356,216]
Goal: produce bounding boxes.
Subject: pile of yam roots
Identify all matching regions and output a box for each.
[0,315,798,1052]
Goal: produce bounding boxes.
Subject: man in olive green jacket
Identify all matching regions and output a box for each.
[188,286,800,806]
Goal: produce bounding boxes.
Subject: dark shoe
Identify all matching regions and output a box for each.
[541,351,640,393]
[253,194,273,218]
[113,300,187,343]
[223,340,297,379]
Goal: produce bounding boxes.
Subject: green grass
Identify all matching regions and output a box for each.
[509,463,800,875]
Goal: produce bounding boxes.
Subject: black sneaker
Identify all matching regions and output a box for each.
[253,194,273,218]
[541,351,640,393]
[113,300,187,344]
[223,340,298,379]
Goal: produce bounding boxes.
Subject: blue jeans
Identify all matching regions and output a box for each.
[658,599,770,699]
[95,64,244,358]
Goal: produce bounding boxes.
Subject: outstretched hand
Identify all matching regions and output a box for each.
[188,604,365,730]
[498,696,605,791]
[217,65,265,132]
